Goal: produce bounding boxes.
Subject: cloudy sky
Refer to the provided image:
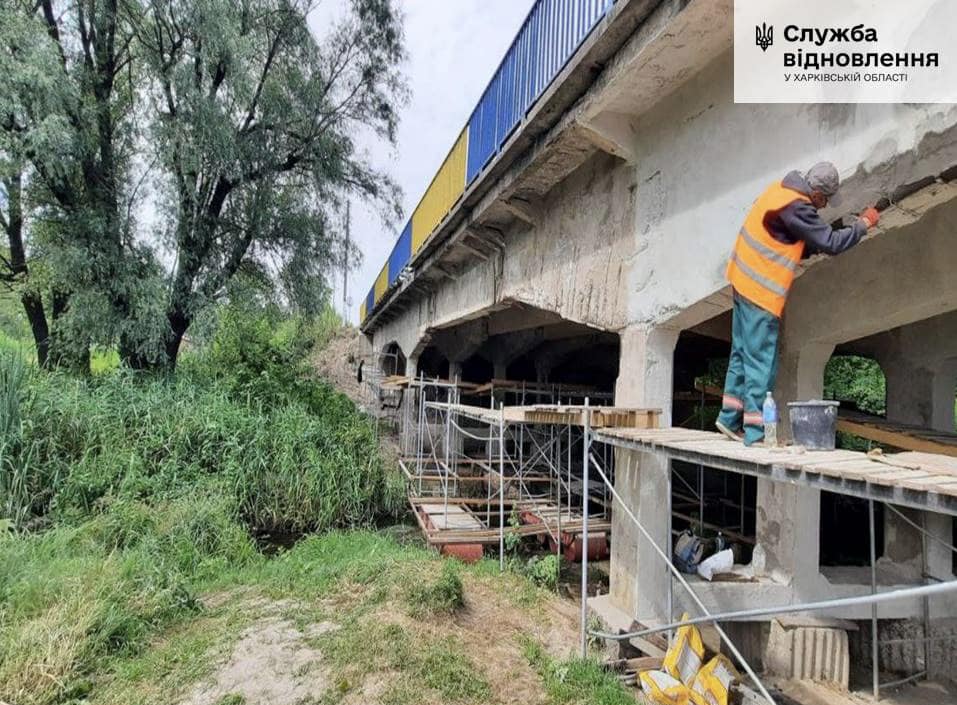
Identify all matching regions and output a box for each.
[316,0,536,323]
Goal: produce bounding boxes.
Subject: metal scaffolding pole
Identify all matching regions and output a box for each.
[667,463,674,645]
[499,402,505,572]
[579,397,590,657]
[870,499,880,700]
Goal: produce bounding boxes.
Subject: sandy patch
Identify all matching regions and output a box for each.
[181,617,335,705]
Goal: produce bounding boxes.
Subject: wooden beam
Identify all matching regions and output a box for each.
[836,415,957,458]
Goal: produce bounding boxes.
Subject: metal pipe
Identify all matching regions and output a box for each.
[580,396,591,657]
[879,670,927,691]
[667,464,674,645]
[499,402,505,572]
[870,499,879,701]
[587,453,776,705]
[591,579,957,641]
[920,512,931,684]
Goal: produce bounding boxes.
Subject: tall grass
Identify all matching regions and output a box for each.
[0,351,47,531]
[0,305,404,705]
[8,363,402,535]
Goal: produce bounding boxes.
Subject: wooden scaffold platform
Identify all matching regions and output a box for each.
[401,379,660,563]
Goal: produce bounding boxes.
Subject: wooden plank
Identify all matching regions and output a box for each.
[898,475,957,492]
[837,416,957,457]
[893,452,957,475]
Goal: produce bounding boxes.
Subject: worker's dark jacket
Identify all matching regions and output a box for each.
[771,171,867,257]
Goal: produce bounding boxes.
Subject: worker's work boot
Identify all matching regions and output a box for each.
[715,420,743,442]
[743,428,765,447]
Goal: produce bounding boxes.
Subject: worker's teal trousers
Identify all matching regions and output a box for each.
[716,291,780,446]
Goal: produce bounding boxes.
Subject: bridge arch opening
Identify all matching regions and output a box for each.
[379,341,407,377]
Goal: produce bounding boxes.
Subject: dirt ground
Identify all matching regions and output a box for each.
[181,575,582,705]
[312,326,366,407]
[182,615,336,705]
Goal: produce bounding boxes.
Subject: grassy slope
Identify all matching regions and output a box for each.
[0,313,632,705]
[3,526,631,705]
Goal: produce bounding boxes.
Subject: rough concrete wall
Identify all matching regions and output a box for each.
[627,49,957,331]
[373,152,635,356]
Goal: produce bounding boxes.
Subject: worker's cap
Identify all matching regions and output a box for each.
[805,161,842,206]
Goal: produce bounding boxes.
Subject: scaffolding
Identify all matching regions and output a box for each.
[392,373,957,701]
[360,346,410,429]
[399,374,641,563]
[589,424,957,702]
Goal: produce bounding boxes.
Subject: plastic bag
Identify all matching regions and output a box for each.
[690,654,739,705]
[663,613,706,686]
[697,548,734,581]
[640,669,692,705]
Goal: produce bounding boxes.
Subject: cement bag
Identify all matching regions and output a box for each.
[663,613,705,686]
[639,669,691,705]
[690,654,740,705]
[697,548,733,581]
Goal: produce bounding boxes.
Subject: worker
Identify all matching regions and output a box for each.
[715,162,880,446]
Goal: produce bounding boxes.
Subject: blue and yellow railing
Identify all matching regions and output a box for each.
[362,0,613,323]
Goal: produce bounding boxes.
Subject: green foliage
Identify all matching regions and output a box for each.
[1,0,406,369]
[10,367,399,536]
[406,559,465,616]
[520,636,633,705]
[505,507,522,555]
[824,355,886,415]
[0,304,414,705]
[526,554,560,591]
[0,350,45,530]
[214,695,246,705]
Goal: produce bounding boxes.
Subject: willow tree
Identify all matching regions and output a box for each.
[0,0,152,369]
[136,0,405,368]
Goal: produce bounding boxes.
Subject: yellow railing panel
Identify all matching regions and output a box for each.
[411,128,468,253]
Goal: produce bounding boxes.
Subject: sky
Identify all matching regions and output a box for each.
[313,0,536,324]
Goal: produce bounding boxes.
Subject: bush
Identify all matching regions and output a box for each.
[0,305,405,705]
[526,554,560,591]
[7,363,400,535]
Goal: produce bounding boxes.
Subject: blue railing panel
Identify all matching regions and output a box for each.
[369,0,614,322]
[388,221,412,284]
[464,0,611,187]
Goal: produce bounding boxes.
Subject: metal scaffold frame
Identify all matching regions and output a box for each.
[360,346,407,430]
[399,375,616,568]
[583,424,957,704]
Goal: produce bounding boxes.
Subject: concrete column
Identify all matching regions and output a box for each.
[448,360,463,381]
[407,355,419,379]
[774,338,835,440]
[925,511,955,582]
[884,358,937,428]
[754,337,832,590]
[609,326,678,620]
[492,362,507,379]
[754,480,821,593]
[615,326,680,423]
[930,358,957,432]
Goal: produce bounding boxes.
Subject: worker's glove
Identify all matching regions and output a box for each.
[859,206,880,229]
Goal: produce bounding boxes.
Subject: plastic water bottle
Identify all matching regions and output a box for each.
[762,391,778,447]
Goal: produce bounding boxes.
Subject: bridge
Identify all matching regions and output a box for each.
[358,0,957,682]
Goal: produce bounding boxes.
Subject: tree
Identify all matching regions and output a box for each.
[135,0,405,368]
[0,164,50,366]
[0,0,146,369]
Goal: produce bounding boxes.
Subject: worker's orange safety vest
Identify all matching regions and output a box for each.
[726,181,811,317]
